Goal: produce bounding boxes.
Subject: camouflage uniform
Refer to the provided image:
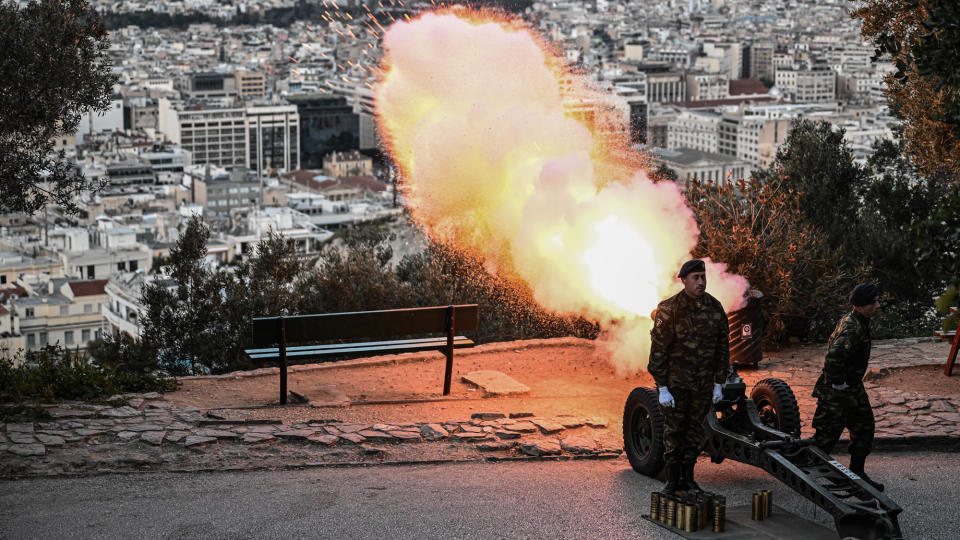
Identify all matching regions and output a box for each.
[649,291,730,465]
[811,310,875,456]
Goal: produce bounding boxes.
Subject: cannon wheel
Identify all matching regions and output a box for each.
[623,386,665,476]
[750,378,801,437]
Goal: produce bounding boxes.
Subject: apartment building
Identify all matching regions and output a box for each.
[667,109,721,153]
[12,279,108,352]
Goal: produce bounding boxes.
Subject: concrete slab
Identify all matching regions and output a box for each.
[461,371,531,396]
[643,504,835,539]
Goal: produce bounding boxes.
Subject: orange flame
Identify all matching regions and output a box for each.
[375,10,748,375]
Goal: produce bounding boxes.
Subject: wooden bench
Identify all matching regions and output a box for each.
[935,306,959,376]
[244,304,479,404]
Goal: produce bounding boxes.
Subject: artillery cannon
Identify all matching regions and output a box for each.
[622,363,903,539]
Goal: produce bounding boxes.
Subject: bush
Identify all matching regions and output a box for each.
[685,176,857,346]
[0,345,176,404]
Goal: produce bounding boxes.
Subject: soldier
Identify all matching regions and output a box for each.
[812,283,884,491]
[648,259,729,494]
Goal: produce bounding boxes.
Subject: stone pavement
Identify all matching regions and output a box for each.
[740,337,960,443]
[2,337,958,479]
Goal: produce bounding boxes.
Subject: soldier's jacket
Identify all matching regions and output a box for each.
[648,291,729,391]
[813,310,872,398]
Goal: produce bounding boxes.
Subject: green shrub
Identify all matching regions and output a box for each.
[0,345,176,404]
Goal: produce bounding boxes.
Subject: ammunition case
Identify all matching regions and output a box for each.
[650,492,660,521]
[684,503,697,532]
[762,490,772,518]
[659,496,668,523]
[698,499,707,530]
[752,492,762,520]
[712,497,725,533]
[666,498,677,528]
[676,503,686,531]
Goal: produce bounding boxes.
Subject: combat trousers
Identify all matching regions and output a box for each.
[661,387,712,465]
[812,385,875,456]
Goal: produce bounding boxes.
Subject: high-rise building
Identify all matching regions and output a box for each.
[285,95,360,169]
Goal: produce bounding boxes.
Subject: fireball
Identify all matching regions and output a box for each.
[375,10,748,374]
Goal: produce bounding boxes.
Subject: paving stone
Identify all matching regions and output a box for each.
[142,392,162,399]
[243,433,276,444]
[63,421,85,429]
[906,400,930,410]
[165,431,190,443]
[145,402,173,410]
[883,406,909,415]
[307,434,339,446]
[7,444,45,457]
[127,398,145,409]
[6,423,35,433]
[509,412,534,418]
[520,439,562,457]
[48,408,95,419]
[98,406,141,418]
[494,430,522,440]
[362,446,386,456]
[246,425,278,433]
[556,416,585,429]
[462,371,531,396]
[420,424,449,441]
[388,431,421,442]
[371,424,398,432]
[338,424,369,434]
[585,417,609,428]
[450,432,491,442]
[508,421,538,433]
[275,429,316,440]
[561,437,597,454]
[196,428,242,439]
[476,441,513,452]
[884,396,907,405]
[932,413,960,423]
[141,431,166,445]
[7,431,36,444]
[460,425,483,433]
[357,430,395,443]
[339,432,366,444]
[323,426,344,436]
[930,401,955,412]
[117,431,139,441]
[125,424,167,433]
[442,424,460,433]
[471,412,506,420]
[531,419,565,434]
[183,436,218,447]
[35,434,65,446]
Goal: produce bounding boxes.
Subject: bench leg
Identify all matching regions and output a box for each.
[946,320,960,376]
[443,347,454,396]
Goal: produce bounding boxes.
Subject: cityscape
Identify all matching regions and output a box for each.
[0,0,899,357]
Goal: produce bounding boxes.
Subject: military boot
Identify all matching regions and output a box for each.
[681,461,702,492]
[662,463,682,495]
[849,454,884,492]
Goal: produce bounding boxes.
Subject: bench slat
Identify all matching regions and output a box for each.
[251,304,479,347]
[246,337,475,360]
[244,336,465,355]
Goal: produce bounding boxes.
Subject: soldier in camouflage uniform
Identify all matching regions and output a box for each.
[648,259,729,494]
[812,283,884,491]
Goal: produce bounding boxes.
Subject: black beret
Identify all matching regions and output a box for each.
[849,283,880,306]
[678,259,705,278]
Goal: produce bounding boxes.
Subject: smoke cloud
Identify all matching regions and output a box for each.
[376,11,748,375]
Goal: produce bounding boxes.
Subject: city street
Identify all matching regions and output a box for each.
[1,452,956,539]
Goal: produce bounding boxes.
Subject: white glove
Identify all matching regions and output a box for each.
[658,386,675,408]
[831,383,849,391]
[712,383,723,404]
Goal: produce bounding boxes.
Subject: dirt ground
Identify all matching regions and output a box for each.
[873,364,960,396]
[162,338,959,427]
[164,339,655,426]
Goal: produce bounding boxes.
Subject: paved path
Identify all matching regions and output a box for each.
[2,337,958,478]
[2,453,958,539]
